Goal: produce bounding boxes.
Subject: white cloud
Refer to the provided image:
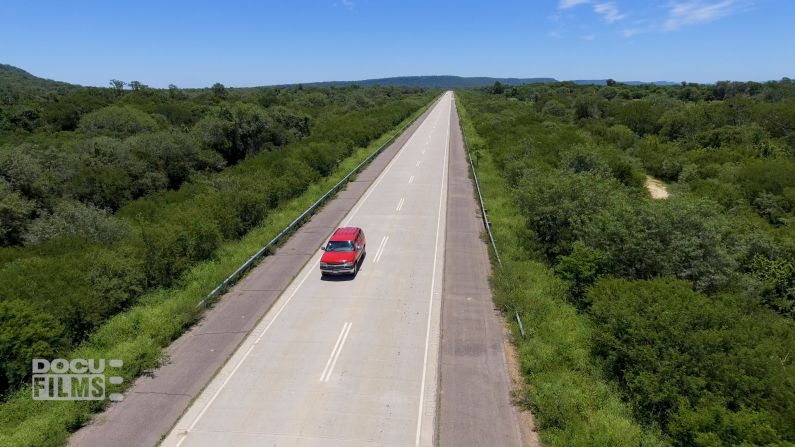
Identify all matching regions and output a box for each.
[663,0,736,31]
[582,34,596,40]
[621,19,655,37]
[594,2,626,23]
[622,26,649,37]
[553,0,744,38]
[341,0,355,10]
[559,0,590,9]
[622,28,641,37]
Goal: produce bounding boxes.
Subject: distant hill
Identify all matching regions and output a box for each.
[573,79,678,86]
[0,64,77,101]
[286,75,557,89]
[282,75,676,89]
[0,63,679,93]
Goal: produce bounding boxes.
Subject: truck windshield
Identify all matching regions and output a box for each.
[326,241,355,252]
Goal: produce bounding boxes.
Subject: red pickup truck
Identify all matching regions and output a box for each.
[320,227,366,276]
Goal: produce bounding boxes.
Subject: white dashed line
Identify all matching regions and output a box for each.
[396,197,405,212]
[373,235,389,263]
[320,322,352,382]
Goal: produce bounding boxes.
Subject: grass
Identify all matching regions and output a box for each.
[455,93,668,447]
[0,95,437,447]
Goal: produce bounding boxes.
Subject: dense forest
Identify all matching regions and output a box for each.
[0,65,434,401]
[458,79,795,446]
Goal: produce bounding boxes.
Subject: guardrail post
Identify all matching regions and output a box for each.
[515,310,526,339]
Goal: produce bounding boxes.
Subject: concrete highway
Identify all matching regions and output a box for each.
[162,92,455,447]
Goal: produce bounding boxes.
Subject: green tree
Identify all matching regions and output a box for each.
[576,197,735,291]
[109,79,125,95]
[211,82,227,99]
[192,103,280,163]
[124,131,225,188]
[0,147,48,200]
[541,99,567,117]
[167,83,183,99]
[0,181,36,245]
[78,105,158,137]
[0,300,65,394]
[516,171,627,260]
[128,80,146,91]
[23,199,130,246]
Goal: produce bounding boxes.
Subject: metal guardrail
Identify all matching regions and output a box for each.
[196,96,439,308]
[453,96,528,338]
[453,99,502,267]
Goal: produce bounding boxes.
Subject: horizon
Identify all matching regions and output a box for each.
[8,65,784,89]
[1,0,793,88]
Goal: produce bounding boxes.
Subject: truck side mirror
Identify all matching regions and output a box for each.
[320,246,326,251]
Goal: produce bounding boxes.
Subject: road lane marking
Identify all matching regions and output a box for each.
[408,175,414,185]
[341,98,439,226]
[320,322,352,382]
[176,255,320,446]
[414,97,451,447]
[322,322,351,382]
[416,160,421,167]
[374,235,389,263]
[396,197,405,212]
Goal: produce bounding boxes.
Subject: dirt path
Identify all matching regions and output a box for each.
[645,175,669,199]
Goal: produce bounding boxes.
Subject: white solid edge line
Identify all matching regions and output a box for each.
[323,322,352,382]
[175,255,319,446]
[320,322,350,382]
[175,94,445,447]
[414,94,451,447]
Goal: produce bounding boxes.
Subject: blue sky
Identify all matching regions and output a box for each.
[1,0,792,87]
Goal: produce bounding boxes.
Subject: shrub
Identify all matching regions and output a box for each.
[0,181,35,245]
[589,277,795,446]
[23,200,130,245]
[0,300,66,395]
[192,103,307,163]
[576,197,736,292]
[78,105,158,137]
[542,99,567,117]
[515,171,628,260]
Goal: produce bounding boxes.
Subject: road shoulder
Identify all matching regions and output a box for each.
[437,97,535,446]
